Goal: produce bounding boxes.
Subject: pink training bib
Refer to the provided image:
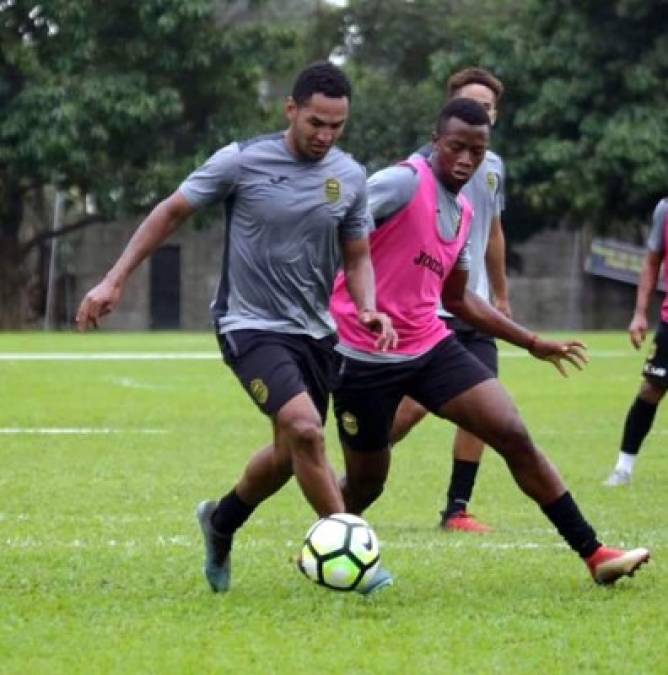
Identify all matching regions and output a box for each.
[662,212,668,323]
[331,157,472,355]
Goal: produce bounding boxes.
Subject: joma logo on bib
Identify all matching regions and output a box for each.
[413,249,445,278]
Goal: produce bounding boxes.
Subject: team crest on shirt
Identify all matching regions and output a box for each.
[341,411,359,436]
[249,378,269,405]
[324,178,342,203]
[486,171,497,194]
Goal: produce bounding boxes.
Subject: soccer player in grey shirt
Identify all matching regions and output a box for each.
[604,197,668,486]
[389,68,511,532]
[76,62,396,595]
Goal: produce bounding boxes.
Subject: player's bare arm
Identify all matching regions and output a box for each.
[629,251,662,349]
[75,191,194,331]
[442,269,587,376]
[485,215,511,317]
[340,236,398,351]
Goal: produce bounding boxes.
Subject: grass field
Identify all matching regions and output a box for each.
[1,331,666,674]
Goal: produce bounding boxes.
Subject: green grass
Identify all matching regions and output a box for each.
[1,331,666,674]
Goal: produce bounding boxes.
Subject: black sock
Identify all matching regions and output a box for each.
[620,397,658,455]
[443,459,479,519]
[542,492,600,558]
[211,489,255,539]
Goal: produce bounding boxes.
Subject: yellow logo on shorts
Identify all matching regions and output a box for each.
[325,178,341,203]
[486,171,498,193]
[341,411,359,436]
[249,378,269,405]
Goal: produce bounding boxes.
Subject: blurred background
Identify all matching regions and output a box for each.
[2,0,667,331]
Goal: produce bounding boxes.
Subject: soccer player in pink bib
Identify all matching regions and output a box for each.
[330,98,651,587]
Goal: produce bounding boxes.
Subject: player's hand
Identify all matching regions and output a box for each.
[528,337,588,377]
[358,309,398,352]
[75,278,123,331]
[494,297,512,319]
[628,314,648,350]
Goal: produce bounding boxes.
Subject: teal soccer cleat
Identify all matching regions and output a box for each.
[196,500,232,593]
[357,565,394,596]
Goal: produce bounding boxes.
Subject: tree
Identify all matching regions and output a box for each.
[318,0,668,244]
[490,0,668,240]
[0,0,296,326]
[316,0,524,174]
[320,0,477,170]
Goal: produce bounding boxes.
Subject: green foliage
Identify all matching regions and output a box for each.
[0,331,665,674]
[341,0,454,81]
[495,0,668,234]
[0,0,297,231]
[326,0,505,171]
[3,0,668,324]
[0,0,299,326]
[341,67,440,172]
[321,0,668,240]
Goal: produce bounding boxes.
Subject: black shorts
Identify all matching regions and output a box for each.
[643,320,668,388]
[333,335,494,452]
[445,316,498,376]
[218,330,339,423]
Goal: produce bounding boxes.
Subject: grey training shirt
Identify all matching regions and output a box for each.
[647,198,668,255]
[179,133,369,338]
[460,149,506,301]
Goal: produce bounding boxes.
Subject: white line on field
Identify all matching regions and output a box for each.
[0,352,220,361]
[533,428,668,436]
[2,535,658,550]
[507,349,632,358]
[0,428,166,434]
[0,350,638,361]
[0,536,570,550]
[4,426,667,437]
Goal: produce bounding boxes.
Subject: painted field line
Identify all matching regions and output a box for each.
[0,428,166,434]
[501,349,630,358]
[3,536,660,551]
[0,350,633,361]
[0,352,219,361]
[0,537,567,551]
[534,428,668,436]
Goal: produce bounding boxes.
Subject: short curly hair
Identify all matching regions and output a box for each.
[291,61,352,106]
[436,98,491,134]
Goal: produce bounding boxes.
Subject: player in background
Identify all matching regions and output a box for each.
[604,198,668,486]
[76,62,396,595]
[391,67,510,532]
[331,98,651,586]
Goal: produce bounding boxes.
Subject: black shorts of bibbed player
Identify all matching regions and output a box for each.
[642,320,668,389]
[217,330,340,423]
[333,334,494,452]
[446,315,498,376]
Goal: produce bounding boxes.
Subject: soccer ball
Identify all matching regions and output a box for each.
[298,513,380,591]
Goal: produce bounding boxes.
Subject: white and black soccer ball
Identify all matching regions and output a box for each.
[298,513,380,591]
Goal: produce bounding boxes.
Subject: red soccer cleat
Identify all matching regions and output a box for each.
[441,511,493,534]
[585,546,650,585]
